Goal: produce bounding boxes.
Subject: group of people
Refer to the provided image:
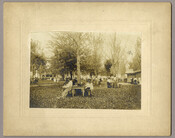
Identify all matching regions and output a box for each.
[61,75,137,97]
[107,77,119,88]
[61,78,94,97]
[130,77,141,84]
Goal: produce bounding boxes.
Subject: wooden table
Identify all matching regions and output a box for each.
[71,86,85,97]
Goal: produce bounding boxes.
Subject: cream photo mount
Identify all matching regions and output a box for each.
[4,2,171,136]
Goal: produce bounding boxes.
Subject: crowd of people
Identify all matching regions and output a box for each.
[31,73,141,97]
[61,76,123,97]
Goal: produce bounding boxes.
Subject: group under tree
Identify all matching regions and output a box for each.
[31,32,141,83]
[49,32,103,83]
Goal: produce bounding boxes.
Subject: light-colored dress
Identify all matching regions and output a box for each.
[62,81,73,97]
[85,83,93,90]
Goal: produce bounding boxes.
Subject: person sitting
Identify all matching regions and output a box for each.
[62,78,73,97]
[85,79,93,96]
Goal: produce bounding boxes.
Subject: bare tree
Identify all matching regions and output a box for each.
[109,33,121,76]
[108,33,128,77]
[129,37,141,71]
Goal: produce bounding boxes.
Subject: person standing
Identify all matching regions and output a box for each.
[107,77,111,88]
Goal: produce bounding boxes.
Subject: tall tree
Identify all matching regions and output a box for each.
[91,33,103,76]
[109,33,122,76]
[104,59,112,76]
[30,39,46,78]
[49,32,91,82]
[129,37,141,71]
[81,33,103,76]
[108,33,128,77]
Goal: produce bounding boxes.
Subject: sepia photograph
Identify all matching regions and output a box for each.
[3,2,171,136]
[30,31,141,109]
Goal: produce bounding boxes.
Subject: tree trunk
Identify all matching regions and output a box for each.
[73,71,75,79]
[77,48,81,84]
[62,74,65,81]
[70,71,73,80]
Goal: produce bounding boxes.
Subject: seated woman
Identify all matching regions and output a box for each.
[62,78,73,97]
[85,79,93,96]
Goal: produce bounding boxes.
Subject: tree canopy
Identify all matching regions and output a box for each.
[49,32,103,80]
[129,37,141,71]
[30,39,47,78]
[30,32,141,81]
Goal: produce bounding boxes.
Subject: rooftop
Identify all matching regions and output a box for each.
[125,69,141,74]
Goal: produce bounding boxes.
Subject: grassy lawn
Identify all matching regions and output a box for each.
[30,84,141,109]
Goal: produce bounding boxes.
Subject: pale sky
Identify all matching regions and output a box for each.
[30,32,141,65]
[30,32,54,58]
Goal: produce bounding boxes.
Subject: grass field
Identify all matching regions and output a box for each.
[30,84,141,109]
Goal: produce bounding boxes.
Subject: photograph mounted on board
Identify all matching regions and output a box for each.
[30,31,141,109]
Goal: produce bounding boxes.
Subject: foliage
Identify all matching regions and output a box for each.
[49,32,103,79]
[30,39,46,78]
[129,37,141,71]
[104,59,112,76]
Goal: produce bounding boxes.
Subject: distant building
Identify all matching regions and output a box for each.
[125,69,141,83]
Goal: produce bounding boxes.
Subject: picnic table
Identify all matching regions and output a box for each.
[71,85,85,97]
